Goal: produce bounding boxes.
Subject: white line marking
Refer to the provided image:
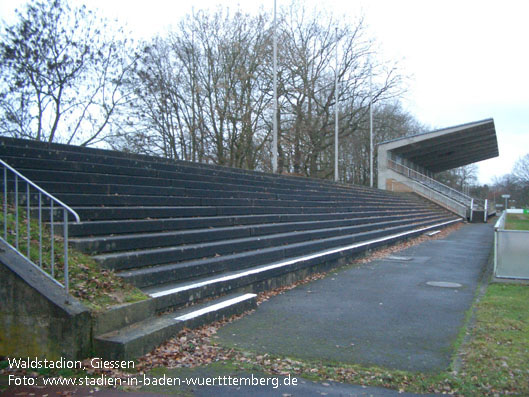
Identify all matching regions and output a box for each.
[150,219,460,298]
[174,293,257,322]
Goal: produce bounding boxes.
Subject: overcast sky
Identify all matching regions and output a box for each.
[1,0,528,184]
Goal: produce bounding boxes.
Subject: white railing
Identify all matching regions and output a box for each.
[387,159,492,219]
[391,178,469,218]
[388,160,475,207]
[1,159,80,293]
[494,210,529,279]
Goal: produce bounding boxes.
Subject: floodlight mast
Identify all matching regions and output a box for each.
[334,27,339,182]
[272,0,278,173]
[369,60,374,188]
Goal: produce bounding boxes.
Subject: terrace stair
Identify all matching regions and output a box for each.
[0,137,461,359]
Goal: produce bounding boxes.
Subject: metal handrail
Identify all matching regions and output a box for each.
[494,210,506,230]
[1,158,80,293]
[387,160,474,205]
[401,179,468,218]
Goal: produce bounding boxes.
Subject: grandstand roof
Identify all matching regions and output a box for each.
[378,118,498,173]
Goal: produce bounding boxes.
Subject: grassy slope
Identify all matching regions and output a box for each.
[1,210,147,312]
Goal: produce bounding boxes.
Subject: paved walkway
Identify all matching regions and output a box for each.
[217,223,494,372]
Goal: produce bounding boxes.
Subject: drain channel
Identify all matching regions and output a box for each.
[426,281,462,288]
[386,256,413,261]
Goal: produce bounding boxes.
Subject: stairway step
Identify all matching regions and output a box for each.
[93,292,257,360]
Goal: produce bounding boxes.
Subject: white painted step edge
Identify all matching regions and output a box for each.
[174,293,257,322]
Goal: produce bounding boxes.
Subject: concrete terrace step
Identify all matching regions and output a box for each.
[70,211,437,253]
[28,181,277,200]
[119,216,458,288]
[0,149,377,197]
[12,178,403,210]
[38,202,428,222]
[28,181,412,204]
[35,192,413,209]
[0,143,406,201]
[72,213,445,255]
[94,217,459,361]
[19,178,410,209]
[15,167,401,202]
[94,292,257,360]
[31,180,405,204]
[0,141,385,196]
[93,217,459,361]
[63,208,435,237]
[0,144,311,186]
[95,214,454,272]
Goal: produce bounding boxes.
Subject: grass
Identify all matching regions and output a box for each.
[505,213,529,231]
[456,283,529,395]
[1,205,147,312]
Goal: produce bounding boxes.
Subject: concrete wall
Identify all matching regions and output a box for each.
[0,240,92,359]
[377,160,418,192]
[377,148,433,191]
[385,179,413,193]
[377,144,389,190]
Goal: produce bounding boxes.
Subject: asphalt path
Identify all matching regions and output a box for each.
[217,223,494,372]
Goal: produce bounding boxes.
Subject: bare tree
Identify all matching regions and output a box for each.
[437,164,478,191]
[273,3,405,179]
[513,153,529,186]
[113,9,272,168]
[0,0,136,145]
[340,102,424,185]
[491,173,529,208]
[114,3,410,183]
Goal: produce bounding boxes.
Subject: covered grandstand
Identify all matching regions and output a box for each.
[377,118,499,222]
